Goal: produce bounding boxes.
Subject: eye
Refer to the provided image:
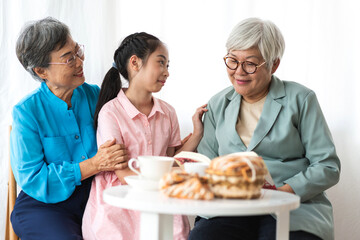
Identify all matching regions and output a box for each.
[229,58,238,63]
[159,60,165,65]
[66,55,76,65]
[245,61,257,66]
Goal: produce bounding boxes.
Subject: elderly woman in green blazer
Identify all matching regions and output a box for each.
[189,18,340,240]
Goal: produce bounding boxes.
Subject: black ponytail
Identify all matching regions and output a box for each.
[94,32,162,130]
[94,66,121,129]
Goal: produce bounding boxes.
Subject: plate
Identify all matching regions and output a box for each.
[124,175,160,191]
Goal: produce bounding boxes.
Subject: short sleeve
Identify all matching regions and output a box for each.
[96,106,124,147]
[167,107,181,147]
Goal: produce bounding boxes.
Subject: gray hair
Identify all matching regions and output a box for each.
[226,18,285,69]
[16,17,70,82]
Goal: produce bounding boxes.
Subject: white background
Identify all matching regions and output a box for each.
[1,0,359,239]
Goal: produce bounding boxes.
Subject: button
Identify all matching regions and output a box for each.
[75,135,79,139]
[148,141,152,145]
[81,155,86,160]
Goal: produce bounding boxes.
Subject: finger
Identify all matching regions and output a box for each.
[111,149,128,160]
[197,104,208,110]
[113,153,129,163]
[117,143,127,149]
[114,161,128,170]
[181,133,192,143]
[194,106,208,117]
[107,143,127,153]
[99,138,116,148]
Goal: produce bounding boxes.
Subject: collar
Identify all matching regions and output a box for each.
[117,89,165,119]
[267,75,285,100]
[40,82,79,110]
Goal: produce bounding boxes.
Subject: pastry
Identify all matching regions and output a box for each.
[160,170,214,200]
[206,153,268,199]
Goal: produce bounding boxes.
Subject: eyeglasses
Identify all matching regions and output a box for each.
[223,56,266,74]
[49,44,84,67]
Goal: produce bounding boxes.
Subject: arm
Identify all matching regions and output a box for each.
[10,105,128,203]
[283,91,340,201]
[197,101,219,159]
[168,104,208,156]
[96,109,132,184]
[11,107,79,203]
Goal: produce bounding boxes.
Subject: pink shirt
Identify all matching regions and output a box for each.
[82,89,189,240]
[97,89,181,156]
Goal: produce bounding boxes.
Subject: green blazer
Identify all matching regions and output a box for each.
[198,75,340,240]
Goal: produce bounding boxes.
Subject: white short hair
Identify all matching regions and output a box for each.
[226,18,285,69]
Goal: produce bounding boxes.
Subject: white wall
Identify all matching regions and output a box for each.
[1,0,359,239]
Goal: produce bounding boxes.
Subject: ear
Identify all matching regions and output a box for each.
[33,67,48,80]
[271,59,280,74]
[129,55,142,71]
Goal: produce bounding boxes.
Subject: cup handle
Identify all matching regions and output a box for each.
[128,158,142,177]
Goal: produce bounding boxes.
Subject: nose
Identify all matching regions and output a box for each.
[75,55,84,67]
[235,63,247,75]
[164,67,169,78]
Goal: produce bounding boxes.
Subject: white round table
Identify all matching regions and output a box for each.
[103,186,300,240]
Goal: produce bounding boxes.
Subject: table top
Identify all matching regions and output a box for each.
[103,186,300,216]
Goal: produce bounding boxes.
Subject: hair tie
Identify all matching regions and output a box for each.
[112,62,118,70]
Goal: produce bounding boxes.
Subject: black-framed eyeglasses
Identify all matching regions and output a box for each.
[49,44,84,67]
[223,56,266,74]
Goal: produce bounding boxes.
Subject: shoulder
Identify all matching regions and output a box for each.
[77,82,100,99]
[284,81,313,97]
[99,97,119,114]
[270,76,315,104]
[155,97,177,115]
[207,85,236,109]
[13,86,43,115]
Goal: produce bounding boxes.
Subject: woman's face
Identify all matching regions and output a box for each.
[226,47,278,103]
[39,37,85,95]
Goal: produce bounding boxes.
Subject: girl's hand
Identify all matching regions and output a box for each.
[172,104,208,155]
[192,104,208,138]
[277,184,295,194]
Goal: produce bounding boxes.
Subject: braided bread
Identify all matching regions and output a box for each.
[160,170,214,200]
[206,153,268,199]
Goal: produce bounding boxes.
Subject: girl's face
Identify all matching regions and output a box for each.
[135,44,170,93]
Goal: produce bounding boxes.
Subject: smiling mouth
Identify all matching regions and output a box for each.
[74,71,83,77]
[158,80,166,85]
[236,79,251,84]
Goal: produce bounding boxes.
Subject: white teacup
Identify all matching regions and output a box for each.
[184,162,209,176]
[128,156,174,181]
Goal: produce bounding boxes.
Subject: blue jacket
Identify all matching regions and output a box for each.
[198,75,340,240]
[10,82,100,204]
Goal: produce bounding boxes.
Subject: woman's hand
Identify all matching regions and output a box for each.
[80,138,128,180]
[92,138,128,171]
[192,104,208,138]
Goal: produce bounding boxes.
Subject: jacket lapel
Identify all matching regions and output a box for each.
[224,90,248,150]
[247,76,285,151]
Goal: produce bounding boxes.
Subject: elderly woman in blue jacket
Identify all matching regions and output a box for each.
[189,18,340,240]
[10,17,128,240]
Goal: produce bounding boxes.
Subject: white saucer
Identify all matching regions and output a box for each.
[124,175,160,191]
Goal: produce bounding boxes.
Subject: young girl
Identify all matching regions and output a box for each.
[82,32,207,240]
